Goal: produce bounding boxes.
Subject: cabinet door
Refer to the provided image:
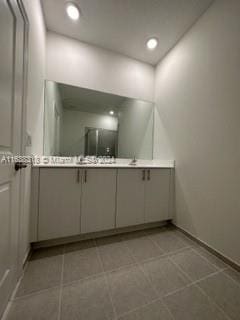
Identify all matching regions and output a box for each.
[38,168,81,241]
[145,169,170,223]
[116,169,145,228]
[81,169,116,233]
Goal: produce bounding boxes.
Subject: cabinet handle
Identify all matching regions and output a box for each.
[77,169,80,183]
[142,170,145,181]
[84,170,87,183]
[147,169,150,181]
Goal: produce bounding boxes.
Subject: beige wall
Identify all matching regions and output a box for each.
[154,0,240,265]
[46,32,155,102]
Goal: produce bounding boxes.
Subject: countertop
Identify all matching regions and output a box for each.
[33,158,175,169]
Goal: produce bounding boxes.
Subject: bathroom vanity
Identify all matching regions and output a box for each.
[31,161,174,243]
[32,82,175,244]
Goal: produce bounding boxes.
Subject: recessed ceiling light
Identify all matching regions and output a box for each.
[109,110,114,115]
[146,38,158,50]
[66,3,80,21]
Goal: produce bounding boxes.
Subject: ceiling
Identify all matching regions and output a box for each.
[41,0,214,65]
[59,83,126,115]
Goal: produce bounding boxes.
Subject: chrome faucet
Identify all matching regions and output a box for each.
[130,155,137,165]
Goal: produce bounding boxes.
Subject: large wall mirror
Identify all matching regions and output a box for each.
[44,81,154,159]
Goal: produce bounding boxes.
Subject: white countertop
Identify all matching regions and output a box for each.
[33,157,175,169]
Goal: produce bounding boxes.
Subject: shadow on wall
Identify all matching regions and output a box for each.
[153,107,174,160]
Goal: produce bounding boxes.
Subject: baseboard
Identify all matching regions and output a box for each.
[22,247,32,268]
[32,221,169,249]
[172,223,240,272]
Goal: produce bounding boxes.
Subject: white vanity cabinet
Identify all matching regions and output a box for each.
[38,168,81,241]
[81,169,116,233]
[32,165,173,242]
[116,168,171,228]
[144,169,170,223]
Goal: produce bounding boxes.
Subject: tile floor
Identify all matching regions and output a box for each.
[4,226,240,320]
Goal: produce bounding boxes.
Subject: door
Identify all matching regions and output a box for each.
[85,128,117,157]
[81,169,116,233]
[116,169,145,228]
[145,169,170,223]
[98,129,117,157]
[38,169,81,241]
[0,0,26,316]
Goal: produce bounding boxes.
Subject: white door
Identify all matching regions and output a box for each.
[38,169,82,241]
[145,169,170,223]
[0,0,26,316]
[116,169,145,228]
[81,169,116,233]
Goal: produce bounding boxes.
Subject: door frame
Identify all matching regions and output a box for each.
[15,0,30,275]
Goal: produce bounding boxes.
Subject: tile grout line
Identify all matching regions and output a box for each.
[191,247,228,271]
[168,254,233,320]
[135,258,176,320]
[57,251,65,320]
[94,239,118,320]
[9,285,61,302]
[221,269,240,288]
[97,234,166,319]
[122,234,176,320]
[116,296,176,320]
[12,246,66,302]
[160,301,176,320]
[117,230,197,319]
[145,230,193,260]
[194,281,233,320]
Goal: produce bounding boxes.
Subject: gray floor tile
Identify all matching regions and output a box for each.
[193,246,227,270]
[170,248,217,281]
[141,256,190,297]
[163,285,228,320]
[118,299,173,320]
[174,230,199,247]
[107,264,157,317]
[224,268,240,285]
[198,271,240,320]
[6,288,59,320]
[63,244,103,284]
[147,228,190,253]
[122,232,164,262]
[61,274,114,320]
[30,245,64,260]
[16,256,62,297]
[96,235,135,272]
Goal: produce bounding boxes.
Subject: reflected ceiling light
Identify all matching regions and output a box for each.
[146,38,158,50]
[109,110,114,115]
[66,3,80,21]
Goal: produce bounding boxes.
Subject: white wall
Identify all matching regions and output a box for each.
[154,0,240,265]
[46,32,155,102]
[44,81,63,155]
[118,99,154,159]
[20,0,46,264]
[61,110,118,156]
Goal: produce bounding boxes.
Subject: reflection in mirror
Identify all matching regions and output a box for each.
[44,81,154,159]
